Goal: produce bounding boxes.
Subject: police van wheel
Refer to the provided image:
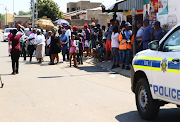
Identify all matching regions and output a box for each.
[135,78,160,120]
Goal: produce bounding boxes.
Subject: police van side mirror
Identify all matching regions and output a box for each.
[148,40,159,51]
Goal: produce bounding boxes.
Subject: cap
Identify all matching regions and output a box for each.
[143,19,149,22]
[154,21,160,25]
[125,22,132,27]
[96,23,101,27]
[73,26,77,30]
[84,23,88,27]
[103,37,107,40]
[136,20,142,24]
[91,22,95,26]
[36,29,41,33]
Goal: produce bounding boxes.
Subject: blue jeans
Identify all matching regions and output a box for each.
[62,45,67,61]
[122,49,131,66]
[99,47,105,57]
[119,51,123,60]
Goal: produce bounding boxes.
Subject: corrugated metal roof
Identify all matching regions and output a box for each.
[118,0,143,10]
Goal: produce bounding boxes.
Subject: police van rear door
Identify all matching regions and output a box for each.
[151,26,180,104]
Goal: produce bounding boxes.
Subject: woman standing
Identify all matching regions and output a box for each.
[10,28,24,75]
[27,29,36,62]
[111,26,120,69]
[60,29,69,62]
[49,29,61,65]
[69,35,77,67]
[35,29,46,63]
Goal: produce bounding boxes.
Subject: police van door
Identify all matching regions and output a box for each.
[151,26,180,103]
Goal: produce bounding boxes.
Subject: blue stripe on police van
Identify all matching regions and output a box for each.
[168,62,180,70]
[152,61,161,68]
[134,60,151,67]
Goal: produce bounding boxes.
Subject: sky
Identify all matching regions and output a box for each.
[0,0,114,15]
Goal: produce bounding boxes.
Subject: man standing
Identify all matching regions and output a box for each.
[58,25,62,35]
[60,29,69,62]
[27,29,36,62]
[136,20,144,52]
[10,28,24,75]
[65,25,71,61]
[154,21,166,41]
[142,19,154,50]
[104,19,114,61]
[96,23,103,43]
[119,22,134,70]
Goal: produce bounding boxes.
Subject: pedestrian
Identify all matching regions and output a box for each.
[26,25,32,36]
[96,23,103,43]
[46,31,52,63]
[69,35,77,67]
[120,20,126,31]
[104,19,114,61]
[65,25,71,61]
[60,29,69,62]
[102,25,106,38]
[72,26,78,36]
[90,22,96,56]
[154,21,166,41]
[34,29,46,63]
[10,28,24,75]
[111,26,120,69]
[77,33,84,65]
[119,22,134,70]
[7,30,13,56]
[99,37,106,61]
[27,29,36,62]
[142,19,154,50]
[83,23,91,57]
[58,25,62,35]
[49,29,61,65]
[136,20,144,52]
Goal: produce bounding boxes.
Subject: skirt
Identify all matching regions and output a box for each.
[70,47,76,54]
[36,44,45,59]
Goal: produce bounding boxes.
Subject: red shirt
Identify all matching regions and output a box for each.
[10,34,22,52]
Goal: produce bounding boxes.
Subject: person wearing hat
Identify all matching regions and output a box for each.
[142,19,154,50]
[10,28,25,75]
[104,19,115,61]
[72,26,78,36]
[34,29,46,63]
[83,23,91,57]
[96,23,103,43]
[136,20,144,52]
[154,21,166,41]
[119,22,134,70]
[27,29,37,62]
[120,20,126,31]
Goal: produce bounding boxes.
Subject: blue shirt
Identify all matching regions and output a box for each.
[105,26,114,40]
[136,26,144,41]
[154,27,166,41]
[60,34,69,48]
[142,25,154,41]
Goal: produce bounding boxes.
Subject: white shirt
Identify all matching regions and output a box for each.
[35,34,45,45]
[47,37,51,46]
[65,29,71,39]
[28,33,36,45]
[111,32,119,48]
[136,26,144,41]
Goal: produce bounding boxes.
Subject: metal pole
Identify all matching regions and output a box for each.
[32,0,35,29]
[36,0,38,21]
[13,0,15,27]
[132,0,136,56]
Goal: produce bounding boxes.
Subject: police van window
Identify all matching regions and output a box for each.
[163,29,180,52]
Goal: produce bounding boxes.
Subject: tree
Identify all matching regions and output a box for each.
[18,11,31,15]
[0,13,4,22]
[35,0,64,21]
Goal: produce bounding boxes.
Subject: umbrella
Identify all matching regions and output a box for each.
[55,19,70,25]
[35,19,54,27]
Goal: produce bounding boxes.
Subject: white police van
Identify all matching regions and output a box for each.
[131,23,180,120]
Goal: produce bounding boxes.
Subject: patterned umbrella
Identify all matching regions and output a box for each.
[54,19,70,25]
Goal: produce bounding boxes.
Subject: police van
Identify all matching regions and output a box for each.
[131,23,180,120]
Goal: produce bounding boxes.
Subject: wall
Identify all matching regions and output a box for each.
[70,19,92,27]
[98,13,107,27]
[67,2,76,12]
[4,13,13,25]
[86,10,102,20]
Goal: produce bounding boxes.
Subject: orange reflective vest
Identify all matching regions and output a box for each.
[119,29,134,50]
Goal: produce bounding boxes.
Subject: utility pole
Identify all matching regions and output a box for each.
[32,0,35,29]
[13,0,15,27]
[36,0,38,21]
[132,0,136,56]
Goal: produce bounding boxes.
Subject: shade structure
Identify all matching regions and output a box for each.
[55,19,70,25]
[35,19,54,27]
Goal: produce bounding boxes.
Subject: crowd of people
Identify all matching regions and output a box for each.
[7,15,167,75]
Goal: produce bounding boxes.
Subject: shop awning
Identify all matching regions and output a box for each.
[102,0,143,12]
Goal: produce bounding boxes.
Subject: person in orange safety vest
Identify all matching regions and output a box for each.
[119,22,134,70]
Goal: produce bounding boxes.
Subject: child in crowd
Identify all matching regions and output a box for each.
[99,37,106,61]
[69,35,77,67]
[93,41,101,58]
[77,33,84,65]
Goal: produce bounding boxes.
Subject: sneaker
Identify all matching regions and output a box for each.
[116,64,120,68]
[111,65,116,69]
[11,72,16,75]
[126,66,130,70]
[122,64,125,69]
[16,72,19,74]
